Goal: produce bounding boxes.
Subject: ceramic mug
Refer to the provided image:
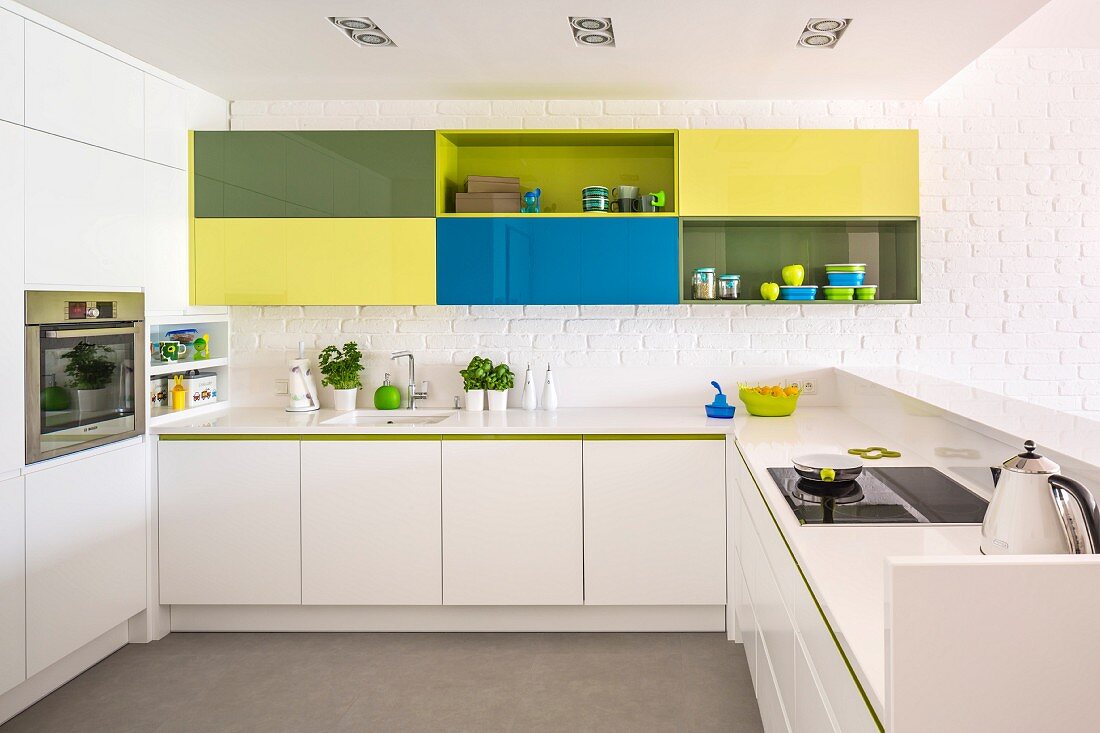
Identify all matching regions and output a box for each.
[159,340,189,362]
[635,193,658,212]
[611,185,639,200]
[610,197,637,212]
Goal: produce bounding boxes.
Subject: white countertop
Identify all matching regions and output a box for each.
[732,406,1018,718]
[149,405,737,435]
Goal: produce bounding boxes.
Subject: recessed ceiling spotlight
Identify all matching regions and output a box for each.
[570,17,615,47]
[327,16,396,47]
[798,18,851,48]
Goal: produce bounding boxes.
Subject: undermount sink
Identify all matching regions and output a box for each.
[321,411,454,427]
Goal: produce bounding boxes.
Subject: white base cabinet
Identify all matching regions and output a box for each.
[24,444,146,676]
[731,443,876,733]
[582,437,725,605]
[0,476,25,696]
[442,438,583,605]
[159,439,301,605]
[301,439,442,605]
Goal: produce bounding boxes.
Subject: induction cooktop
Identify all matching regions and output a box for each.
[767,466,989,525]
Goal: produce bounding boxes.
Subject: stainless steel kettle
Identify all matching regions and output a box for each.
[981,440,1100,555]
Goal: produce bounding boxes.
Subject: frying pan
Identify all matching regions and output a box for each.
[792,453,864,484]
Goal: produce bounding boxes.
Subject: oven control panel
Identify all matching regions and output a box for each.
[67,301,116,320]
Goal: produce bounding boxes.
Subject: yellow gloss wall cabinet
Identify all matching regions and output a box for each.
[678,130,919,217]
[191,218,436,305]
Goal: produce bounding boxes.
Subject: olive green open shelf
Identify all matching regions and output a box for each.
[436,130,678,216]
[679,217,920,305]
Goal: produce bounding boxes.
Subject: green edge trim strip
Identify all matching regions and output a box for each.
[300,434,442,441]
[159,433,443,441]
[583,433,726,441]
[735,442,886,733]
[158,434,300,441]
[442,434,581,441]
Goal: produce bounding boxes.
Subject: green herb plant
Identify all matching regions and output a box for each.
[459,356,492,392]
[318,342,364,390]
[62,341,115,390]
[485,363,515,392]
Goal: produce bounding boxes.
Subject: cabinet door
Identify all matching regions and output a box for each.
[679,130,919,217]
[0,8,23,124]
[25,130,145,287]
[24,23,144,157]
[582,437,726,605]
[579,219,679,304]
[159,439,301,604]
[143,75,187,169]
[0,122,23,475]
[144,163,189,311]
[0,476,25,695]
[301,439,442,605]
[191,218,287,305]
[25,443,146,676]
[442,438,582,605]
[795,638,841,733]
[192,131,436,217]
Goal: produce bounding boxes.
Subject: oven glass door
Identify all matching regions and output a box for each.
[32,324,141,461]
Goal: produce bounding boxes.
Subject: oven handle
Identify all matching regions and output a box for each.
[42,325,141,339]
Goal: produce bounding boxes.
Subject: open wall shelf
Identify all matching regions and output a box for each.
[680,217,920,304]
[436,130,678,216]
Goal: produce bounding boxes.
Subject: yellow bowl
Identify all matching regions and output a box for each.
[738,388,799,417]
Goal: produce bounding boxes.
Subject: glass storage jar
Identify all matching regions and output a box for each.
[692,268,717,300]
[718,274,741,300]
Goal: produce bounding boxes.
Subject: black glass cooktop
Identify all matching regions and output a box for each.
[767,466,989,525]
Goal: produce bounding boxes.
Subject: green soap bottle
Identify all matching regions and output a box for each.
[373,373,402,410]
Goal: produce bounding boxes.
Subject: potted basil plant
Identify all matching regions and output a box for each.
[485,362,515,412]
[318,342,364,411]
[62,340,116,412]
[459,356,492,412]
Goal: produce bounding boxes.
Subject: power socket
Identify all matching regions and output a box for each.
[786,379,804,393]
[801,379,817,395]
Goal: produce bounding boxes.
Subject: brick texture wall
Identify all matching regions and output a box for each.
[228,48,1100,416]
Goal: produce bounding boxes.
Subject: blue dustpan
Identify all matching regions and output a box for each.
[705,381,735,419]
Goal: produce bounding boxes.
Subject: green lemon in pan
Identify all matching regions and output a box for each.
[820,467,836,482]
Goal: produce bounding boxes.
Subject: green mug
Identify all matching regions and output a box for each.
[159,340,189,362]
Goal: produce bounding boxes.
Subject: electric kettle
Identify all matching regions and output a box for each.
[981,440,1100,555]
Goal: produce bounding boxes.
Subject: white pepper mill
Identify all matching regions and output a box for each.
[540,364,558,411]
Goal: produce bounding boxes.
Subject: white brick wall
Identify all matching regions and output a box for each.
[229,47,1100,416]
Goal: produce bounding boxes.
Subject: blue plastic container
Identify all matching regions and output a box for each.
[778,285,818,301]
[826,272,866,286]
[705,381,736,419]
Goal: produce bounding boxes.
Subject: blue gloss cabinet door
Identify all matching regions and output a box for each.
[436,218,678,305]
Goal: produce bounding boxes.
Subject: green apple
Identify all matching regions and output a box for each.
[760,282,780,301]
[781,264,805,286]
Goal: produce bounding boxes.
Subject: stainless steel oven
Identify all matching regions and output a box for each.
[25,291,145,464]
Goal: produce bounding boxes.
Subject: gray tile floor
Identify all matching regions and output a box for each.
[1,632,763,733]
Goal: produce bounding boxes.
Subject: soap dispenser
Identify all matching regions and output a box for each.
[374,373,402,410]
[521,364,538,411]
[541,364,558,411]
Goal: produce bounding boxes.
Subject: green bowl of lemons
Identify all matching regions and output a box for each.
[738,383,801,417]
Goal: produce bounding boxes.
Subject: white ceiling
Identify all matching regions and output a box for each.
[16,0,1055,100]
[997,0,1100,47]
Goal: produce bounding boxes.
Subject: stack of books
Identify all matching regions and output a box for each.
[455,175,521,213]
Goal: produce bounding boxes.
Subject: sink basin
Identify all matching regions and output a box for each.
[321,411,454,428]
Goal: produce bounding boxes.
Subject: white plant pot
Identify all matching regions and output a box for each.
[465,389,485,412]
[76,388,107,412]
[487,389,509,412]
[333,388,358,411]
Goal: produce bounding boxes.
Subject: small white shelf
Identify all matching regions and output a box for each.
[149,357,229,377]
[147,312,230,327]
[149,401,228,427]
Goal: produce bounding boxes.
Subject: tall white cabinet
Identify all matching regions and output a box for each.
[0,476,25,696]
[442,438,583,605]
[301,439,442,605]
[24,444,146,676]
[0,121,24,477]
[0,8,23,125]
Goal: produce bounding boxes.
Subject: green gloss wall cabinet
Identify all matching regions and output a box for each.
[435,217,680,305]
[193,131,436,218]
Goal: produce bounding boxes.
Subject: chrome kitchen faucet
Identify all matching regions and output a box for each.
[391,351,429,409]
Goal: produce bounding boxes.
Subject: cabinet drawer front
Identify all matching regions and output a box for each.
[193,131,436,218]
[582,439,725,604]
[442,440,582,605]
[436,217,679,305]
[192,218,435,305]
[301,440,442,605]
[679,130,919,217]
[159,440,301,605]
